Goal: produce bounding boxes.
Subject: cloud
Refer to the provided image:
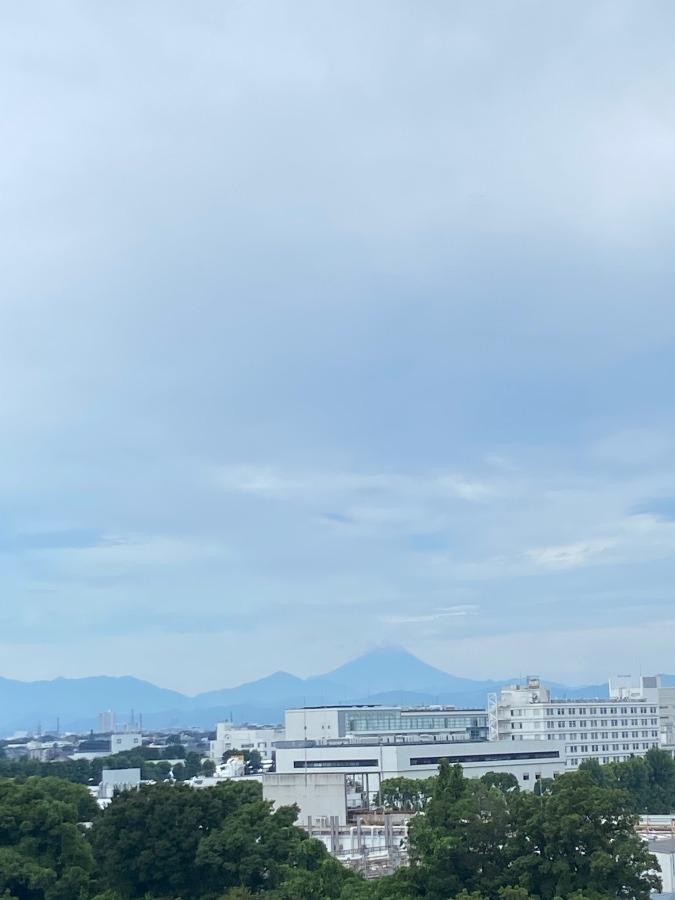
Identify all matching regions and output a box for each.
[525,540,617,571]
[1,1,675,687]
[381,605,478,625]
[630,498,675,522]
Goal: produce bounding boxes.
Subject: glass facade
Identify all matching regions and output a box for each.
[339,708,489,741]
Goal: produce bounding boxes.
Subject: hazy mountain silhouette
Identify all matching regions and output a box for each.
[0,647,655,733]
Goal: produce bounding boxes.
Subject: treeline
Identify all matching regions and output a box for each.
[0,776,359,900]
[0,761,662,900]
[578,746,675,814]
[377,747,675,817]
[362,761,659,900]
[0,746,216,784]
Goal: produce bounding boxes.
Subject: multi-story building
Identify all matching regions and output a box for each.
[274,737,563,793]
[209,722,285,761]
[489,676,661,770]
[284,705,489,745]
[659,688,675,747]
[98,711,117,733]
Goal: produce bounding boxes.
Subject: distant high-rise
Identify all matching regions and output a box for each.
[98,710,117,733]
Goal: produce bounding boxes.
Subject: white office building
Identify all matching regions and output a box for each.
[284,705,489,745]
[489,676,661,769]
[209,722,285,761]
[274,737,563,793]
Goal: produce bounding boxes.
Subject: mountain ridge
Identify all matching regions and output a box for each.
[0,647,667,734]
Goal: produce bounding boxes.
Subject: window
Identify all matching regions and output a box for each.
[623,744,630,750]
[579,720,587,727]
[523,774,530,781]
[579,708,586,715]
[620,707,628,714]
[600,708,608,715]
[581,745,588,752]
[568,745,578,753]
[612,744,619,751]
[591,744,599,752]
[611,719,618,727]
[590,708,597,715]
[622,731,629,738]
[568,721,577,728]
[630,707,638,714]
[621,719,628,726]
[294,759,378,769]
[590,720,598,727]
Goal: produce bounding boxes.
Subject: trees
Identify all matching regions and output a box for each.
[505,771,660,900]
[90,780,262,898]
[88,778,352,900]
[0,755,663,900]
[407,761,510,900]
[0,777,98,900]
[393,762,660,900]
[376,776,434,812]
[479,772,519,794]
[223,748,263,774]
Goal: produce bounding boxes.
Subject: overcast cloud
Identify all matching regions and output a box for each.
[2,1,675,691]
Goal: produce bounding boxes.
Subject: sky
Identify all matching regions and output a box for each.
[2,1,675,693]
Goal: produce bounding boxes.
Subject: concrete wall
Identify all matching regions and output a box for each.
[285,709,342,743]
[650,846,675,892]
[263,773,347,826]
[111,733,142,753]
[275,739,564,791]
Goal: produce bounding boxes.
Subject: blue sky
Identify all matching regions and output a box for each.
[2,1,675,692]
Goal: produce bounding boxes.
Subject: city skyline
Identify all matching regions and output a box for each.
[2,3,675,692]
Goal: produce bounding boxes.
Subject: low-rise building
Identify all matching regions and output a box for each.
[98,767,141,799]
[274,737,563,795]
[70,732,143,760]
[208,722,285,761]
[284,705,489,745]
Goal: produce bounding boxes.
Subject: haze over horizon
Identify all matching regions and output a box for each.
[2,2,675,694]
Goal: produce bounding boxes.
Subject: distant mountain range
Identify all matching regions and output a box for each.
[2,647,673,735]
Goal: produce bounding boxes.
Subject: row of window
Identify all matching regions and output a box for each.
[568,742,653,753]
[570,756,633,766]
[546,705,657,715]
[512,712,657,726]
[544,732,659,741]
